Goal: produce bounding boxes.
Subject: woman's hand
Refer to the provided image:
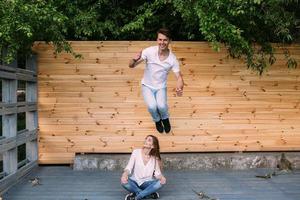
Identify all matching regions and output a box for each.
[159,175,167,185]
[121,173,128,184]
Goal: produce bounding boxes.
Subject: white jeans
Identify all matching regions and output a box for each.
[142,85,169,122]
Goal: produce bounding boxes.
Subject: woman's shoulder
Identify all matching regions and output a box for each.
[132,148,142,154]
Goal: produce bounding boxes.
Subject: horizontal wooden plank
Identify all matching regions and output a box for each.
[0,130,38,153]
[35,41,300,164]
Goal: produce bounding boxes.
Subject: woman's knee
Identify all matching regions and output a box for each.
[154,180,163,189]
[121,182,131,190]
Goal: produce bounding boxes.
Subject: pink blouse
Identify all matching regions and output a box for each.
[125,149,161,186]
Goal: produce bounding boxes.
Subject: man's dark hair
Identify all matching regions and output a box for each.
[157,28,171,39]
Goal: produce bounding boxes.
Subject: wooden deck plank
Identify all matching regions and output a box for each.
[3,166,300,200]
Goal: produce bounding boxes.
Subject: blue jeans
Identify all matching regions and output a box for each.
[142,85,169,122]
[122,178,162,200]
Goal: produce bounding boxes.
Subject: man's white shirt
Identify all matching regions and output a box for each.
[141,46,180,89]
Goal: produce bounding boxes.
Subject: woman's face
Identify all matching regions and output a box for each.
[144,136,154,149]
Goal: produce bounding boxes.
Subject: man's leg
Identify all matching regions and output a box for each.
[122,178,142,195]
[135,179,162,200]
[142,85,163,133]
[156,87,168,119]
[156,88,171,133]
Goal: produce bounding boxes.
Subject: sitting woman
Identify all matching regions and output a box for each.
[121,135,166,200]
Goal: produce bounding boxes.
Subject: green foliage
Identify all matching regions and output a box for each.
[0,0,299,74]
[125,0,300,74]
[0,0,72,63]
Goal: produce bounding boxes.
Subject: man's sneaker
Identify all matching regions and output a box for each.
[155,120,164,133]
[162,118,171,133]
[125,193,136,200]
[149,192,160,199]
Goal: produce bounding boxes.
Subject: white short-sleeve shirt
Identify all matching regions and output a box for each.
[125,149,162,186]
[141,46,180,89]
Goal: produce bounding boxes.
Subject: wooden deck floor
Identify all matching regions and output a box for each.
[3,166,300,200]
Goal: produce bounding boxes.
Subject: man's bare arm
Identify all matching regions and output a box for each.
[175,72,184,96]
[129,51,143,68]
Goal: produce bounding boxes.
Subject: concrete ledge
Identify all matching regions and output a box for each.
[73,152,300,171]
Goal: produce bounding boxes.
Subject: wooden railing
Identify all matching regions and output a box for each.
[0,53,38,193]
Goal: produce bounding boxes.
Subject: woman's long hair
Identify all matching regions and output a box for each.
[147,135,161,160]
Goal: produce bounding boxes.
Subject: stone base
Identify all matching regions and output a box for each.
[73,152,300,171]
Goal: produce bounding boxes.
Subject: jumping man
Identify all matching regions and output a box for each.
[129,28,184,133]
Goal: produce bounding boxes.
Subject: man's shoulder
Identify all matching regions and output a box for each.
[168,51,180,68]
[144,45,157,52]
[169,50,178,59]
[142,46,157,59]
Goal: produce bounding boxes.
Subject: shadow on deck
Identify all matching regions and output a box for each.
[3,166,300,200]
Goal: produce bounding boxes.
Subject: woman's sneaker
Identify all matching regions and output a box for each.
[149,192,160,199]
[125,193,136,200]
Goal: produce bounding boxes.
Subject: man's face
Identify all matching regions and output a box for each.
[157,33,170,51]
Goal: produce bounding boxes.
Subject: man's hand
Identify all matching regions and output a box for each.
[133,51,142,62]
[176,86,183,96]
[175,72,184,96]
[129,51,142,68]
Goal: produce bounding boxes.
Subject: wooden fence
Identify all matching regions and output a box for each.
[34,41,300,164]
[0,53,38,192]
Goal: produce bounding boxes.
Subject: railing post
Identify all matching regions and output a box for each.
[25,55,38,162]
[2,56,18,175]
[26,54,37,72]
